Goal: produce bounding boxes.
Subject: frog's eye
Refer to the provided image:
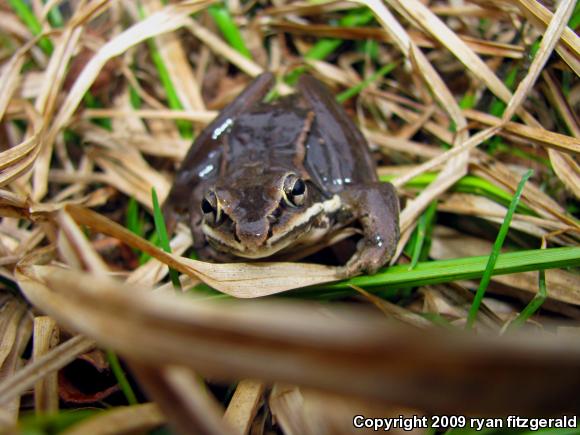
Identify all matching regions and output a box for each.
[201,191,222,225]
[283,175,307,207]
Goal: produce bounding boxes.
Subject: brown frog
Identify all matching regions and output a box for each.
[164,73,399,276]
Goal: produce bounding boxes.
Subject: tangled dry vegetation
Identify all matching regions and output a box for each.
[0,0,579,433]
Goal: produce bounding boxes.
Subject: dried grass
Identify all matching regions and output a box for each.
[0,0,579,433]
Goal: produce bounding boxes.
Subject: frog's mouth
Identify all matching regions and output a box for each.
[202,194,342,259]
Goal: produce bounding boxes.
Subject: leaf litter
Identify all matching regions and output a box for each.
[0,0,579,433]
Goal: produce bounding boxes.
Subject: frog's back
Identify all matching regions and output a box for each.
[302,110,378,195]
[297,75,378,194]
[226,97,310,172]
[228,91,377,196]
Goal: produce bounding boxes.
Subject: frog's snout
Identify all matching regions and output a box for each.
[235,219,269,249]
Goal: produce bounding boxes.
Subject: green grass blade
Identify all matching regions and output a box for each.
[83,92,112,130]
[336,62,397,103]
[208,5,251,59]
[408,200,437,269]
[494,141,551,167]
[138,5,192,138]
[485,63,519,153]
[42,0,64,27]
[303,246,579,297]
[490,64,519,117]
[106,350,138,405]
[129,85,142,108]
[363,39,379,61]
[459,91,476,109]
[305,8,374,60]
[284,9,375,84]
[569,0,580,29]
[418,204,437,263]
[380,173,535,215]
[151,188,182,291]
[126,197,141,236]
[18,409,99,434]
[507,268,547,330]
[138,232,158,265]
[125,197,145,257]
[466,169,533,329]
[528,36,541,60]
[146,38,192,138]
[8,0,53,54]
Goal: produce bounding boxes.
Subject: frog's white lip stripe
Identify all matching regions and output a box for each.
[202,195,342,259]
[268,194,341,244]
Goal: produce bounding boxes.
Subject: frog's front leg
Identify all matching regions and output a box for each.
[339,182,400,277]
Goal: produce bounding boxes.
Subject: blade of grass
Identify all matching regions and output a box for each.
[403,224,418,259]
[284,8,375,84]
[18,410,99,433]
[8,0,53,54]
[147,37,192,138]
[138,6,193,138]
[362,39,379,62]
[129,85,142,108]
[466,169,533,329]
[125,197,143,237]
[569,0,580,29]
[208,5,251,59]
[408,200,437,270]
[83,92,112,130]
[418,208,437,264]
[459,91,476,110]
[106,350,138,405]
[380,173,534,215]
[306,8,375,59]
[139,232,159,266]
[494,141,551,167]
[301,246,580,297]
[507,269,548,331]
[489,64,519,117]
[42,0,64,28]
[125,197,148,259]
[336,62,397,103]
[485,63,519,153]
[151,188,181,291]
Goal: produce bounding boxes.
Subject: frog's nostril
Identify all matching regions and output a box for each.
[235,219,268,247]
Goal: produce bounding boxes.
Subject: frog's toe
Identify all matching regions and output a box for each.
[363,257,384,275]
[343,245,389,277]
[358,254,386,275]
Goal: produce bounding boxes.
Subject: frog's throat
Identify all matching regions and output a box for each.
[202,194,342,259]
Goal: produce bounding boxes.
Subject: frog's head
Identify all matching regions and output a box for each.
[196,166,339,258]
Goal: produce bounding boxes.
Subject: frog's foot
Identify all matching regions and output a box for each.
[341,235,394,277]
[338,182,400,278]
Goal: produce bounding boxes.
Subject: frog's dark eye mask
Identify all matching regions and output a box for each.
[200,172,309,229]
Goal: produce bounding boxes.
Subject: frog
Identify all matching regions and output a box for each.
[163,72,399,277]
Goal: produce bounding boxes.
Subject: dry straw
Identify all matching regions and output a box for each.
[0,0,579,432]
